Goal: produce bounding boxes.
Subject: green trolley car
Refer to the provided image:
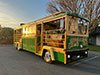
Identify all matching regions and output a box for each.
[14,12,89,64]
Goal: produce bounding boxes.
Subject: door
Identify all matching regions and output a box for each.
[36,24,41,53]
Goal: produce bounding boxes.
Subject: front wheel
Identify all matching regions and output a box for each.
[43,51,52,63]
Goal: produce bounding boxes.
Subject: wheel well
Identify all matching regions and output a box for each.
[16,43,18,48]
[15,43,18,49]
[42,49,47,58]
[17,43,18,46]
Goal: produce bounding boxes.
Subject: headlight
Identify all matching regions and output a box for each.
[68,55,70,58]
[80,45,83,48]
[77,55,80,58]
[85,51,88,54]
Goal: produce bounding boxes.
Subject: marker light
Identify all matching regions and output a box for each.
[68,55,70,58]
[85,51,88,54]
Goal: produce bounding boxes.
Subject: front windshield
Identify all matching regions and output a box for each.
[78,18,89,35]
[68,16,89,35]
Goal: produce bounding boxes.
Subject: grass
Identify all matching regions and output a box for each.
[89,45,100,52]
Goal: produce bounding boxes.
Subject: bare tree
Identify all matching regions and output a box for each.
[83,0,100,31]
[47,0,100,32]
[0,27,14,44]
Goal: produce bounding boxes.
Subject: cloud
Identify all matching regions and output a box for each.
[0,1,20,28]
[0,12,19,28]
[0,1,7,6]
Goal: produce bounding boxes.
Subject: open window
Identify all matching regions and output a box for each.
[36,24,41,53]
[68,16,89,35]
[43,18,65,30]
[78,18,89,35]
[42,18,65,48]
[14,28,22,42]
[68,16,78,34]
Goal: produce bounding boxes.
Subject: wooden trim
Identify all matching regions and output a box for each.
[35,16,66,25]
[43,42,64,45]
[41,22,43,50]
[15,26,22,30]
[64,53,67,64]
[43,33,64,35]
[63,15,67,64]
[67,34,88,37]
[35,12,65,23]
[64,15,67,49]
[52,47,65,53]
[43,16,65,24]
[43,38,64,41]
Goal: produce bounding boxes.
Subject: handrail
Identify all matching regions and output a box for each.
[43,42,64,45]
[43,38,64,41]
[43,29,65,34]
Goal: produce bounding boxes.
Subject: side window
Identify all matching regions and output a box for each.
[78,19,88,35]
[68,16,78,34]
[44,18,65,31]
[60,18,65,29]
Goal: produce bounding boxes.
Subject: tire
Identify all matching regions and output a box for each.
[16,44,21,51]
[43,51,52,63]
[17,47,21,51]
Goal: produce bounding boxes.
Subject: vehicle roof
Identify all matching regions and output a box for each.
[15,11,89,29]
[66,11,89,22]
[15,26,22,30]
[34,11,89,23]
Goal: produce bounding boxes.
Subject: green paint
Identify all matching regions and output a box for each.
[66,36,88,50]
[37,36,41,44]
[22,38,35,53]
[54,52,64,63]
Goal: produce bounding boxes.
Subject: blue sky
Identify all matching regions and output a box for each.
[0,0,49,28]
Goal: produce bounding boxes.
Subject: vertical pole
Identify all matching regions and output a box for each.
[64,15,67,49]
[64,15,68,64]
[41,22,43,51]
[35,23,37,53]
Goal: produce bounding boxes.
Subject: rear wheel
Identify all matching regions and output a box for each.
[43,51,52,63]
[16,44,21,51]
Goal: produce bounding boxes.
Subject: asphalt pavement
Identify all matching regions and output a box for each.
[0,45,100,75]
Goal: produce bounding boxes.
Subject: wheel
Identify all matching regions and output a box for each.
[43,51,52,63]
[17,46,21,51]
[16,44,21,51]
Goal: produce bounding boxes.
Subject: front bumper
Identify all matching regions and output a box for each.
[66,49,89,63]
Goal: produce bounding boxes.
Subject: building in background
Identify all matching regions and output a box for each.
[89,24,100,46]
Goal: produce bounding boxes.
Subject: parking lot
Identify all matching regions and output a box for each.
[0,45,100,75]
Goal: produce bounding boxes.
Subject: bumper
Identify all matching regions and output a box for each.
[66,49,88,63]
